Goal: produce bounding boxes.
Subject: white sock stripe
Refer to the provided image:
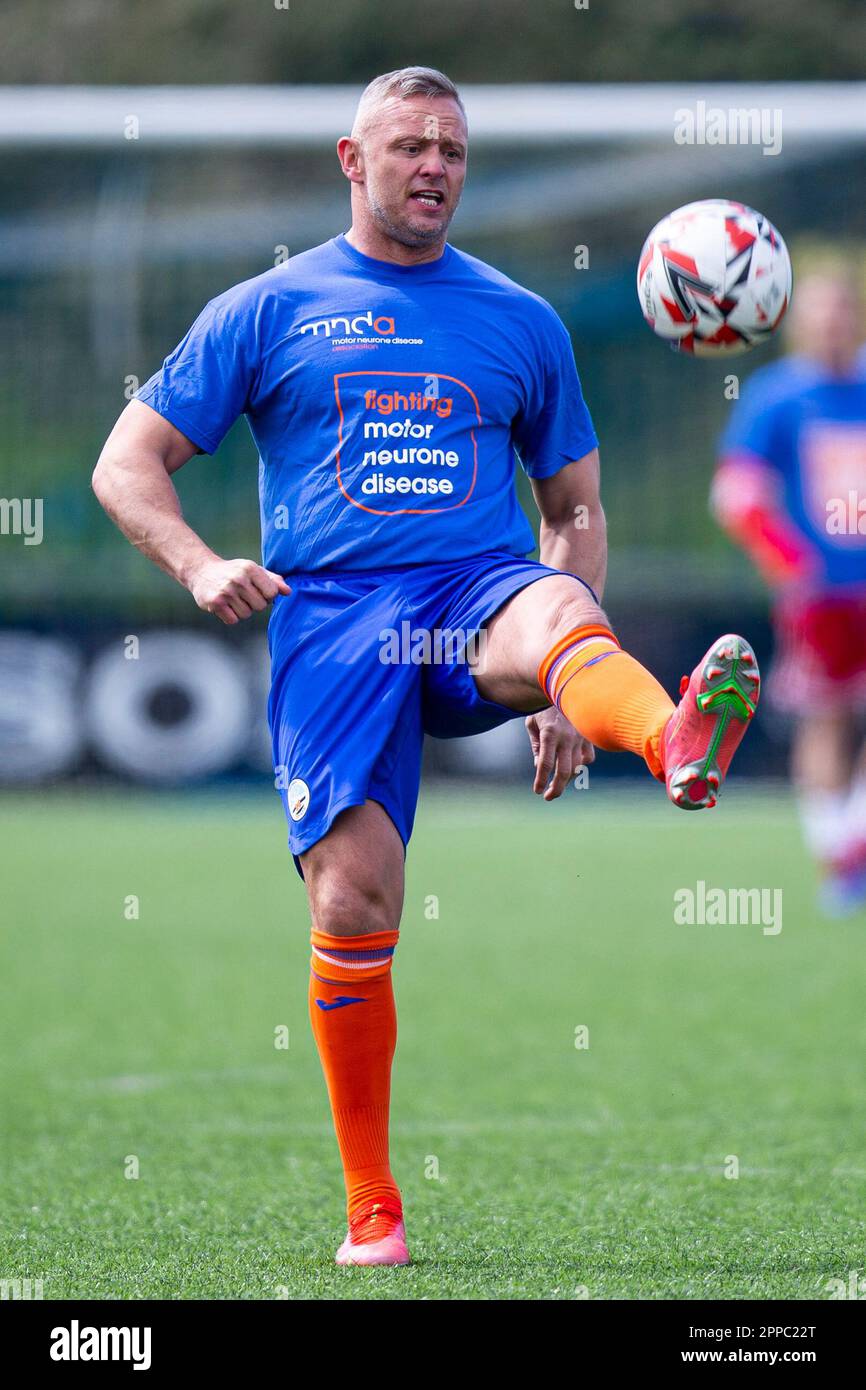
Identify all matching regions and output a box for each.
[548,637,619,700]
[312,945,393,970]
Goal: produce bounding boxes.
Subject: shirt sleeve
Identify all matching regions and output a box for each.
[712,374,817,583]
[718,377,788,473]
[134,290,258,455]
[512,307,599,479]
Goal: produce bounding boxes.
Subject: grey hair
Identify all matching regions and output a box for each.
[351,67,466,141]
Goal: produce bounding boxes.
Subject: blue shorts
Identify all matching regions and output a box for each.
[267,551,570,860]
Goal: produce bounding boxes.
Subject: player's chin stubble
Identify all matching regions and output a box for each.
[367,190,453,249]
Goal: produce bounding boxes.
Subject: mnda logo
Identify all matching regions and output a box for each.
[300,309,396,338]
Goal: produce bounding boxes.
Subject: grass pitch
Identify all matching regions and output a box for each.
[2,782,864,1300]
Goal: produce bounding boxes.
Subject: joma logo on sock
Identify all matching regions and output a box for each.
[673,881,782,935]
[316,995,367,1011]
[50,1321,152,1371]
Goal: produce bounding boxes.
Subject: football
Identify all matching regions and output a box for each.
[637,199,792,355]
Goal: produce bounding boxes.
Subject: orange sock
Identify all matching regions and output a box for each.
[309,929,401,1240]
[538,625,675,779]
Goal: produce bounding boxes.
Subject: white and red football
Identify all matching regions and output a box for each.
[637,199,792,355]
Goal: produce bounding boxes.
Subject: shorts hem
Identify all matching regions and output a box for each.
[422,562,594,738]
[287,789,410,877]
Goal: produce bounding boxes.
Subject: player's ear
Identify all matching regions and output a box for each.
[337,136,364,183]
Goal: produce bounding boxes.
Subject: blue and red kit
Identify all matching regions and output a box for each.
[715,354,866,710]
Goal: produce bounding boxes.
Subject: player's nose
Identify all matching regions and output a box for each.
[416,147,448,180]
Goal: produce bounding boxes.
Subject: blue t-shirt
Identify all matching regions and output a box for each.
[137,234,598,574]
[719,354,866,586]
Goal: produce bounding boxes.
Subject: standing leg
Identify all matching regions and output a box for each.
[791,710,852,854]
[792,711,862,913]
[774,591,866,910]
[300,800,410,1265]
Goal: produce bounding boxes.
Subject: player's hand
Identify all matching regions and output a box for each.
[525,705,594,800]
[188,557,291,625]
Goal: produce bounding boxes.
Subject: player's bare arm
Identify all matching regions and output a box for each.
[533,447,607,600]
[92,399,289,625]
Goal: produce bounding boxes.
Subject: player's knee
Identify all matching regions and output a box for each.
[308,875,398,937]
[543,580,609,646]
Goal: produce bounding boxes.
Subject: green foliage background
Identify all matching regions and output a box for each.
[3,0,866,85]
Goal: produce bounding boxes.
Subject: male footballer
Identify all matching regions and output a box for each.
[93,67,760,1266]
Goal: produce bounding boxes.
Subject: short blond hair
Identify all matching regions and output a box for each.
[352,67,466,142]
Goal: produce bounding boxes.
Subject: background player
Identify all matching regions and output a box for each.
[713,268,866,913]
[93,67,759,1265]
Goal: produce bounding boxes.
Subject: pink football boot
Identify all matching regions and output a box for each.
[661,634,760,810]
[335,1203,410,1267]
